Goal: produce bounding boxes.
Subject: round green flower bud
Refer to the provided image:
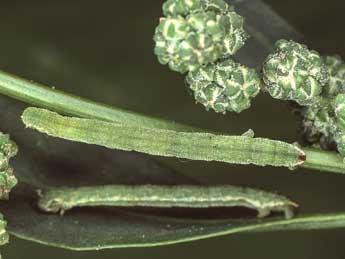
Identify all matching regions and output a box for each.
[323,56,345,96]
[163,0,228,17]
[263,40,329,106]
[186,59,261,113]
[154,9,249,73]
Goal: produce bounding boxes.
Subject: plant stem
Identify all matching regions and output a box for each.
[302,148,345,174]
[0,70,195,132]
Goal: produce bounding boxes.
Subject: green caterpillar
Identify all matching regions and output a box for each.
[22,107,306,169]
[38,185,298,219]
[153,0,345,160]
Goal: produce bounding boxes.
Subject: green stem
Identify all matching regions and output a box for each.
[0,70,195,131]
[302,148,345,174]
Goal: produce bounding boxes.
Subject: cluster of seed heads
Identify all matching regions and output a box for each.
[0,133,18,200]
[261,41,345,156]
[277,54,345,157]
[154,0,345,157]
[262,44,345,157]
[154,0,262,113]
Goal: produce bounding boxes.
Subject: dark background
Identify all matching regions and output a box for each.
[1,0,345,258]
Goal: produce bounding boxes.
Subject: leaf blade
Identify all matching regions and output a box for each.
[2,183,345,251]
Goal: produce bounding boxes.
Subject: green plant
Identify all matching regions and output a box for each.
[1,0,345,258]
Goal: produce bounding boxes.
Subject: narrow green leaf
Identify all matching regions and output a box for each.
[0,70,196,132]
[2,183,345,251]
[22,107,305,168]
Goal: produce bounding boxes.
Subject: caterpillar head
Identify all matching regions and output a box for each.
[154,4,248,73]
[263,40,329,106]
[186,59,261,113]
[37,189,67,214]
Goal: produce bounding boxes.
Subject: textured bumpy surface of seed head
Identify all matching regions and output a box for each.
[301,94,345,156]
[335,132,345,156]
[323,56,345,96]
[301,102,338,147]
[154,1,248,73]
[263,40,329,106]
[163,0,229,17]
[186,59,261,113]
[335,94,345,130]
[0,133,18,200]
[0,214,8,246]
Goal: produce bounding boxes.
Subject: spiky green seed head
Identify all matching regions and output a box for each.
[0,133,17,173]
[0,214,8,246]
[0,153,8,172]
[0,133,17,159]
[0,168,17,200]
[337,140,345,156]
[163,0,229,17]
[334,131,345,156]
[186,59,261,113]
[154,9,248,73]
[263,40,329,106]
[302,102,338,145]
[335,93,345,130]
[0,133,18,200]
[323,56,345,96]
